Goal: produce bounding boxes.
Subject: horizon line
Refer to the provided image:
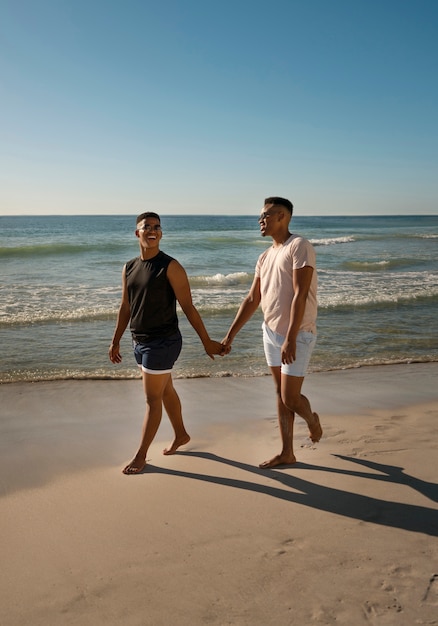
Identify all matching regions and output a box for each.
[1,213,437,218]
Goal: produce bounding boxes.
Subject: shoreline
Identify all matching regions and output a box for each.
[1,356,437,385]
[1,362,438,625]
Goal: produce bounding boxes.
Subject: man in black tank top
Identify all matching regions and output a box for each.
[109,212,226,474]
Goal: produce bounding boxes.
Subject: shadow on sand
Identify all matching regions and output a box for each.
[144,451,438,537]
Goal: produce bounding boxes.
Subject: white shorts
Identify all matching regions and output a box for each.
[262,322,316,377]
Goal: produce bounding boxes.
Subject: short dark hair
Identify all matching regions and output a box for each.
[264,197,293,215]
[136,211,161,225]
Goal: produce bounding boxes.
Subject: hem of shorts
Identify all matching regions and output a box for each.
[138,364,173,375]
[280,369,308,377]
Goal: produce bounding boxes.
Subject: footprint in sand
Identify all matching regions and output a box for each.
[423,573,438,605]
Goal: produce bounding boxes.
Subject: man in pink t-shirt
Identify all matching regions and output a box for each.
[223,197,322,468]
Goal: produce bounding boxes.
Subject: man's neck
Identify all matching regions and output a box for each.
[140,247,160,260]
[272,231,291,247]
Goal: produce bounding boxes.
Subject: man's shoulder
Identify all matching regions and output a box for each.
[159,251,176,263]
[126,256,140,269]
[288,233,310,245]
[287,233,315,252]
[257,246,272,264]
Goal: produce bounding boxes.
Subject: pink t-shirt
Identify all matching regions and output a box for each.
[255,234,317,336]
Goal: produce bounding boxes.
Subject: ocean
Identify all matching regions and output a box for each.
[1,214,437,383]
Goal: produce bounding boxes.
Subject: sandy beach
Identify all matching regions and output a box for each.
[1,362,437,625]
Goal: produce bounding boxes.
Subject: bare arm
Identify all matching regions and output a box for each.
[108,265,131,363]
[281,265,314,364]
[222,275,261,348]
[167,260,224,359]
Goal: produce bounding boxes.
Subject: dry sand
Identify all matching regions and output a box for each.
[1,362,437,625]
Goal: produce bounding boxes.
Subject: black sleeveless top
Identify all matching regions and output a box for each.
[125,251,179,341]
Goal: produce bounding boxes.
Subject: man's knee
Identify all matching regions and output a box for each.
[281,375,304,411]
[282,392,301,412]
[145,395,163,407]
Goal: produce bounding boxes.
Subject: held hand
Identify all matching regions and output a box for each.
[220,342,231,356]
[220,336,232,356]
[204,339,227,360]
[281,339,296,365]
[109,343,122,364]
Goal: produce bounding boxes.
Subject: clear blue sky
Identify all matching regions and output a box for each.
[1,0,437,216]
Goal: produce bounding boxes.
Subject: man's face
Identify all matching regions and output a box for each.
[258,203,281,237]
[136,218,162,248]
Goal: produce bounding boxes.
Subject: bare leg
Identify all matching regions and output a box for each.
[123,371,170,474]
[162,375,190,455]
[259,366,297,469]
[281,374,322,443]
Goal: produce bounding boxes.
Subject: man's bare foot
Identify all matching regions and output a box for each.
[163,434,191,455]
[308,412,322,443]
[122,457,146,475]
[259,453,297,469]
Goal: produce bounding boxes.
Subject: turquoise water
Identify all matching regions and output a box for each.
[1,214,437,382]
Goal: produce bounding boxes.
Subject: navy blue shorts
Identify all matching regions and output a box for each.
[133,331,182,374]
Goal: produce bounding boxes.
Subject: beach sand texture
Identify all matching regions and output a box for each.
[1,362,437,625]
